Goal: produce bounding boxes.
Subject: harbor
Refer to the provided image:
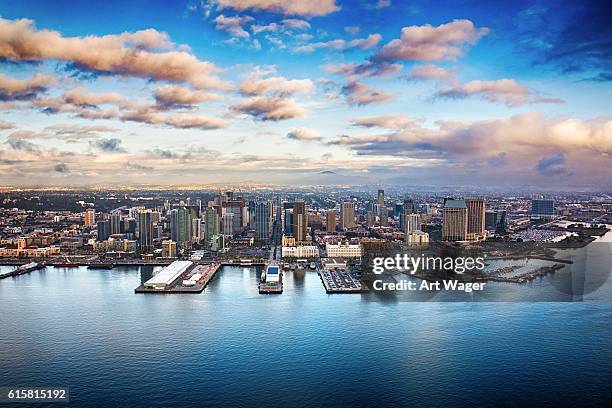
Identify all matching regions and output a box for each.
[134,261,221,294]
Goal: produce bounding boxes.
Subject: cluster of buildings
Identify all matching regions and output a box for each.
[0,188,609,261]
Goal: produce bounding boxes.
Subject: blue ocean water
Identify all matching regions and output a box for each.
[1,261,611,408]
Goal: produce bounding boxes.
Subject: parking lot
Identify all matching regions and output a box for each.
[319,269,363,293]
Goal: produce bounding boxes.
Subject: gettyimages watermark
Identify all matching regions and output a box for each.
[359,242,612,301]
[370,254,487,293]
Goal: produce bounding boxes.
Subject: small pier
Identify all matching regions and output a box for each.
[0,262,45,279]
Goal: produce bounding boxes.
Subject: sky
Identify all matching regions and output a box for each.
[0,0,610,189]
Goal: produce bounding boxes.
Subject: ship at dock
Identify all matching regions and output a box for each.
[258,263,283,294]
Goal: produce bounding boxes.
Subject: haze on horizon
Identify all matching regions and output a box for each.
[0,0,610,190]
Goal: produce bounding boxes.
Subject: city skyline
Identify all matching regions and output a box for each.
[0,1,611,189]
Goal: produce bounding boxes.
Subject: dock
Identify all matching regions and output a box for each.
[135,262,221,294]
[0,262,45,279]
[258,264,283,294]
[319,269,364,293]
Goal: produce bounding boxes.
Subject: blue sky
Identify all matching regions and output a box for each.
[0,0,610,189]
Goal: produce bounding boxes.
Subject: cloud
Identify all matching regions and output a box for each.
[45,124,118,139]
[121,111,227,129]
[281,19,311,31]
[294,33,382,53]
[214,14,254,39]
[209,0,339,17]
[374,19,489,62]
[154,85,223,108]
[435,79,564,107]
[0,17,227,89]
[286,127,321,141]
[351,114,418,130]
[341,80,394,106]
[62,88,124,107]
[0,119,16,130]
[54,163,69,173]
[230,96,305,120]
[90,137,126,153]
[405,64,457,84]
[375,0,391,9]
[344,26,360,35]
[324,61,402,77]
[6,138,39,151]
[536,153,569,176]
[331,113,612,166]
[238,75,313,96]
[0,73,55,101]
[529,2,612,81]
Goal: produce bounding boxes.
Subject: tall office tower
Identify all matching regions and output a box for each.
[96,219,111,241]
[394,203,403,218]
[124,218,137,239]
[377,189,385,205]
[485,211,497,230]
[326,210,336,232]
[170,207,192,248]
[465,198,486,241]
[248,201,256,228]
[221,213,234,236]
[293,199,308,242]
[442,199,468,241]
[495,210,507,234]
[223,195,245,234]
[254,201,272,241]
[377,204,388,227]
[340,202,356,230]
[138,210,154,250]
[284,209,294,235]
[405,213,421,233]
[367,211,376,227]
[191,218,202,243]
[399,199,415,229]
[531,199,555,217]
[204,207,219,243]
[110,210,122,235]
[84,209,96,226]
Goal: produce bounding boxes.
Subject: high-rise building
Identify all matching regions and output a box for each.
[326,210,336,232]
[405,213,421,233]
[367,211,376,227]
[204,207,219,244]
[110,210,122,235]
[442,199,468,241]
[400,199,415,229]
[191,218,202,243]
[340,202,356,230]
[465,198,485,241]
[377,189,385,205]
[170,207,192,248]
[162,240,177,258]
[532,199,554,217]
[375,203,388,227]
[138,210,154,250]
[284,208,294,235]
[254,202,272,241]
[221,213,234,236]
[84,209,96,226]
[96,219,111,241]
[293,199,308,242]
